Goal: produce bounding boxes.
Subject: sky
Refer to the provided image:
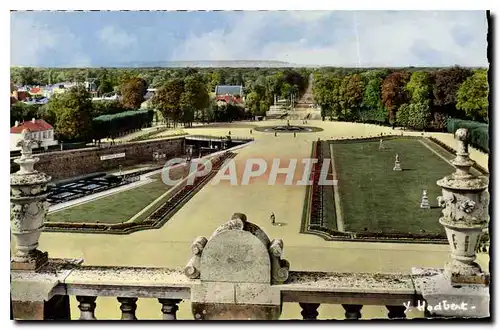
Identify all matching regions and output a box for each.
[10,10,489,67]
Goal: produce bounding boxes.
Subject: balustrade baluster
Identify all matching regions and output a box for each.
[342,304,362,320]
[158,299,181,320]
[386,305,407,319]
[118,297,138,320]
[76,296,97,320]
[299,303,320,320]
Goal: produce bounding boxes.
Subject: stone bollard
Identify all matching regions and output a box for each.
[186,213,289,320]
[11,129,51,271]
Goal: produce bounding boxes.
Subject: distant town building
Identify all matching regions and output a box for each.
[214,85,244,106]
[10,119,58,151]
[11,81,98,101]
[215,85,243,97]
[11,90,29,102]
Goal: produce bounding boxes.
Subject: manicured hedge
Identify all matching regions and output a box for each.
[93,109,154,140]
[446,118,489,153]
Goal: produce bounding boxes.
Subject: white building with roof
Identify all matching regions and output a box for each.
[10,119,58,151]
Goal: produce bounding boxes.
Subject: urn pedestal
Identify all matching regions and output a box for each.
[10,129,51,271]
[436,128,489,286]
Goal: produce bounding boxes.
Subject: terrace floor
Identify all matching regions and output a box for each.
[14,119,489,320]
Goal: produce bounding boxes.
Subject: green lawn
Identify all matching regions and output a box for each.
[47,174,172,224]
[330,138,453,235]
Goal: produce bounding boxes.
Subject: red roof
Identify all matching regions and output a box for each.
[11,119,53,133]
[215,95,242,104]
[29,87,42,94]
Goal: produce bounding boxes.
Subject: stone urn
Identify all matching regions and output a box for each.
[436,128,489,284]
[11,129,51,270]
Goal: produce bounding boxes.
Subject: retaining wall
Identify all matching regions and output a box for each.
[30,138,185,180]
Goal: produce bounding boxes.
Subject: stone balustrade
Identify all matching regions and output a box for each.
[10,128,490,320]
[11,259,423,320]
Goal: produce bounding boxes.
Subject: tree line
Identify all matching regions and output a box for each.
[312,66,489,130]
[11,67,310,142]
[11,66,309,98]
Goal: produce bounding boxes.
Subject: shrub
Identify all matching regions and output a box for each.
[446,118,489,153]
[93,109,154,140]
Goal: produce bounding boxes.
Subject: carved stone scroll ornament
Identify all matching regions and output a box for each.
[269,239,290,284]
[184,236,208,279]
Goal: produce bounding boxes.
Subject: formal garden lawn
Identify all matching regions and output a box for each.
[330,137,454,236]
[47,174,172,224]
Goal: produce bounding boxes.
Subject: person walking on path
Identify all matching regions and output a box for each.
[250,129,253,135]
[270,213,276,225]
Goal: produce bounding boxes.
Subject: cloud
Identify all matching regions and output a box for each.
[287,11,333,23]
[98,25,137,50]
[10,14,91,67]
[171,11,488,67]
[10,11,488,67]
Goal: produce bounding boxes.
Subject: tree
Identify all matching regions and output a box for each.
[281,83,292,100]
[402,71,433,130]
[361,70,386,108]
[245,91,260,116]
[406,71,432,104]
[456,70,489,122]
[179,75,210,127]
[312,72,342,119]
[359,70,387,123]
[13,67,37,86]
[209,71,222,92]
[381,71,410,124]
[120,77,147,109]
[92,99,126,117]
[46,86,94,142]
[396,103,431,130]
[395,103,411,128]
[433,66,473,107]
[96,69,114,96]
[152,78,185,127]
[10,103,42,127]
[340,74,364,121]
[37,104,57,126]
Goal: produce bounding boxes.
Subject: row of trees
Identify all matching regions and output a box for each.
[149,68,309,125]
[152,73,209,127]
[12,67,310,128]
[312,66,488,130]
[11,66,310,96]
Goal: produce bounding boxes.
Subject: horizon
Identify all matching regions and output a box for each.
[11,11,488,68]
[9,63,490,70]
